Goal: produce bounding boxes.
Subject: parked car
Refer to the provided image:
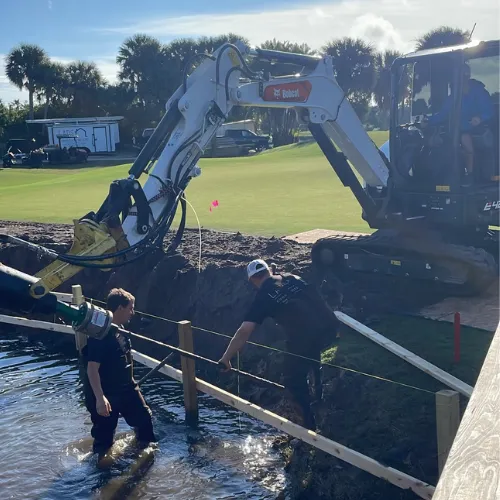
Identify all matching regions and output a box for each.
[203,129,273,157]
[224,129,273,153]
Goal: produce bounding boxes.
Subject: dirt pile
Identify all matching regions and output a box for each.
[0,220,456,500]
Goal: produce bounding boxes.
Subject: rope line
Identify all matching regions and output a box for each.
[85,297,435,395]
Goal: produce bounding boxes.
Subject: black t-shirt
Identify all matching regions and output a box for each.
[244,274,339,342]
[82,330,135,396]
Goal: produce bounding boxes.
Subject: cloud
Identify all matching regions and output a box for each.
[349,13,406,52]
[48,0,53,10]
[94,0,498,53]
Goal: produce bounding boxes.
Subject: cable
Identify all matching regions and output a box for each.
[183,197,202,273]
[118,327,285,390]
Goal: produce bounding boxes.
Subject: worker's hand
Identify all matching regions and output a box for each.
[470,116,481,127]
[218,357,232,372]
[96,396,112,417]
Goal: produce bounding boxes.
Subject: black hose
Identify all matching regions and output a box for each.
[215,43,257,89]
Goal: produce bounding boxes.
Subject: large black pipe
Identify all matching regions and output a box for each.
[0,264,57,315]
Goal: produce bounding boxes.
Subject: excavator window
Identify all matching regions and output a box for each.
[393,46,499,188]
[465,53,499,181]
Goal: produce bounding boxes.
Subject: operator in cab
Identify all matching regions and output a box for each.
[426,62,494,181]
[81,288,156,453]
[218,259,340,430]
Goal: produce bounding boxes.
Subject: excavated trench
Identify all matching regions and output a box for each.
[0,221,454,499]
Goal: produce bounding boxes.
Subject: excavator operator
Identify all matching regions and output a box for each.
[218,259,340,430]
[426,62,494,182]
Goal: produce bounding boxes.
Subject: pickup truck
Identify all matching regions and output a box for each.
[203,129,273,157]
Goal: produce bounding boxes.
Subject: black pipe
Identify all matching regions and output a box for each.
[0,264,57,315]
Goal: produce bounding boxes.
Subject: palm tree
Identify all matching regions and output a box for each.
[117,34,163,94]
[38,61,66,119]
[5,44,49,119]
[322,37,376,118]
[373,50,402,129]
[65,61,105,115]
[416,26,470,51]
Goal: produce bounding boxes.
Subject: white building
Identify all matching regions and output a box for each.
[26,116,124,154]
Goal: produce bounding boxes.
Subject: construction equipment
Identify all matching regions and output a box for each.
[2,38,498,299]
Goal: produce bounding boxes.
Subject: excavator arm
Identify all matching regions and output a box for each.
[14,40,391,298]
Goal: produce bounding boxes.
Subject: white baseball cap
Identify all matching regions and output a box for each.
[246,259,270,279]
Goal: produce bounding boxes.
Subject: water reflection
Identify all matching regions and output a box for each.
[0,330,286,499]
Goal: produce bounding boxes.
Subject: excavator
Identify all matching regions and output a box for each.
[1,38,499,302]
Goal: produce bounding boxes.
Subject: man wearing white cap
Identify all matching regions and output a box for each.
[218,259,339,430]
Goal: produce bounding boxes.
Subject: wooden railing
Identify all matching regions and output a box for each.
[432,321,500,499]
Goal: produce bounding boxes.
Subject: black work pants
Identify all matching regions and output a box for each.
[85,384,156,452]
[283,335,324,430]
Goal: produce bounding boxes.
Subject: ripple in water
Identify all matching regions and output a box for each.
[0,330,286,499]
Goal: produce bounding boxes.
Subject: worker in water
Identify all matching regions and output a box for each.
[426,62,494,180]
[82,288,156,453]
[218,259,339,430]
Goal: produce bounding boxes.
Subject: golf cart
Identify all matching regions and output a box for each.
[2,138,45,168]
[43,134,89,164]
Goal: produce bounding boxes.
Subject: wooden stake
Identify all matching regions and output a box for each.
[436,390,460,476]
[72,285,86,354]
[178,320,198,426]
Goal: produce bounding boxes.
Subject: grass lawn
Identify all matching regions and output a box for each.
[0,131,388,236]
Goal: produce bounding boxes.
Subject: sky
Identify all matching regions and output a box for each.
[1,0,499,103]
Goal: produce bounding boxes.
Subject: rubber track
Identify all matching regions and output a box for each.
[311,231,499,296]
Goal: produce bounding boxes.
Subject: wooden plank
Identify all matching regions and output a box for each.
[178,320,198,426]
[132,351,435,499]
[435,390,460,476]
[0,314,75,335]
[72,285,87,354]
[432,323,500,499]
[335,311,473,398]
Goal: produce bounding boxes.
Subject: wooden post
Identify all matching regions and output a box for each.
[436,389,460,476]
[178,320,198,426]
[72,285,86,354]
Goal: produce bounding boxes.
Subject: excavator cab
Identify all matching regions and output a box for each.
[387,39,500,230]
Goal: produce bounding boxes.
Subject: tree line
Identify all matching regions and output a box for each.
[1,26,471,147]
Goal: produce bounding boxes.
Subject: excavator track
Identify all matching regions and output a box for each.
[310,229,499,297]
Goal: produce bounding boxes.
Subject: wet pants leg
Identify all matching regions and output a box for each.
[117,385,156,445]
[283,342,321,430]
[85,394,119,453]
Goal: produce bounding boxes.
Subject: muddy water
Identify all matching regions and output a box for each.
[0,330,286,500]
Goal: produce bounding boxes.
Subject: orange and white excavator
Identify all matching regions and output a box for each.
[2,38,499,300]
